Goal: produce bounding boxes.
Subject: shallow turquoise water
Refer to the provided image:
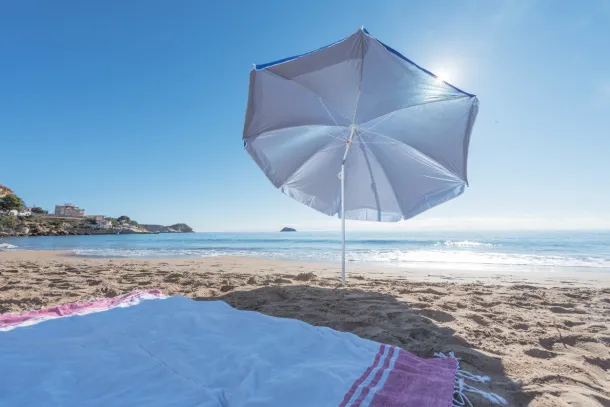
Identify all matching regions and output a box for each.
[2,231,609,273]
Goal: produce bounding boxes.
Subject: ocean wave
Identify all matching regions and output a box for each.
[360,249,610,269]
[72,248,207,258]
[70,247,610,270]
[178,238,444,246]
[0,243,18,251]
[437,240,496,248]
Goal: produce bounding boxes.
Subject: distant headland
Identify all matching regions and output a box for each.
[0,186,193,237]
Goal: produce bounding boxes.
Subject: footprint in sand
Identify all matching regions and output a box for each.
[585,325,607,333]
[524,348,559,359]
[49,282,73,290]
[549,306,587,314]
[413,288,448,296]
[419,309,455,323]
[294,272,315,282]
[438,302,457,312]
[512,322,530,330]
[509,284,539,290]
[564,320,586,328]
[163,273,182,283]
[562,292,589,300]
[539,334,597,350]
[466,313,491,326]
[584,356,610,371]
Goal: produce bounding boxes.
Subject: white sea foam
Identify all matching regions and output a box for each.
[0,243,18,251]
[359,249,610,270]
[71,247,610,271]
[438,240,496,248]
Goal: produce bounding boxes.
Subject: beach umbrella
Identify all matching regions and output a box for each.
[243,28,479,285]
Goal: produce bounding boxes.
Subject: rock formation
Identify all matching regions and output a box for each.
[140,224,194,233]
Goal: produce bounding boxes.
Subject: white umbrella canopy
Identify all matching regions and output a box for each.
[243,28,479,284]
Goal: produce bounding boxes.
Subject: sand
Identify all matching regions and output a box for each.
[0,251,608,406]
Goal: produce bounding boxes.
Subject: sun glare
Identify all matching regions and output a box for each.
[435,71,450,82]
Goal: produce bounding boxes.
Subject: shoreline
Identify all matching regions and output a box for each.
[0,229,194,237]
[1,250,609,405]
[1,250,609,288]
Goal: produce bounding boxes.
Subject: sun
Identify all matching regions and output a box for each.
[435,71,450,82]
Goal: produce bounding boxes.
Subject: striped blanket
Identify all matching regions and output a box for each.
[0,291,505,407]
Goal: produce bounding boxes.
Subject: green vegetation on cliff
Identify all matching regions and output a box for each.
[0,194,24,212]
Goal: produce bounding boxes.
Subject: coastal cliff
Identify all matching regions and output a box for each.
[0,185,194,237]
[0,215,194,237]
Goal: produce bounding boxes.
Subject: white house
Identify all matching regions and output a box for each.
[88,216,113,229]
[98,219,113,229]
[3,208,32,217]
[18,207,32,217]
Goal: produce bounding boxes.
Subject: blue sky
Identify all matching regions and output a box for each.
[1,1,609,232]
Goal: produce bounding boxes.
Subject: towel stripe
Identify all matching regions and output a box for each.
[350,346,397,407]
[345,345,391,407]
[360,346,400,407]
[0,290,164,331]
[338,344,386,407]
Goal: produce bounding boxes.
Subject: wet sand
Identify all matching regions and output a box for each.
[0,251,608,406]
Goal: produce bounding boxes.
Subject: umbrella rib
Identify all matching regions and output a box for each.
[359,129,464,182]
[357,143,382,221]
[360,95,469,132]
[280,138,343,187]
[351,30,365,124]
[251,125,348,143]
[319,100,351,139]
[260,68,352,126]
[365,101,472,137]
[358,141,404,218]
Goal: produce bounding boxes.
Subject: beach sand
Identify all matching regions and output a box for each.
[0,251,608,406]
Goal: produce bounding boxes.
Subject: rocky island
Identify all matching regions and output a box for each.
[280,227,296,232]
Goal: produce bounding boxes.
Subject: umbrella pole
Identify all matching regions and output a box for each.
[341,127,356,286]
[341,161,346,286]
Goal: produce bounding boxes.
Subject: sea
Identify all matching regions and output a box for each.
[1,231,609,274]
